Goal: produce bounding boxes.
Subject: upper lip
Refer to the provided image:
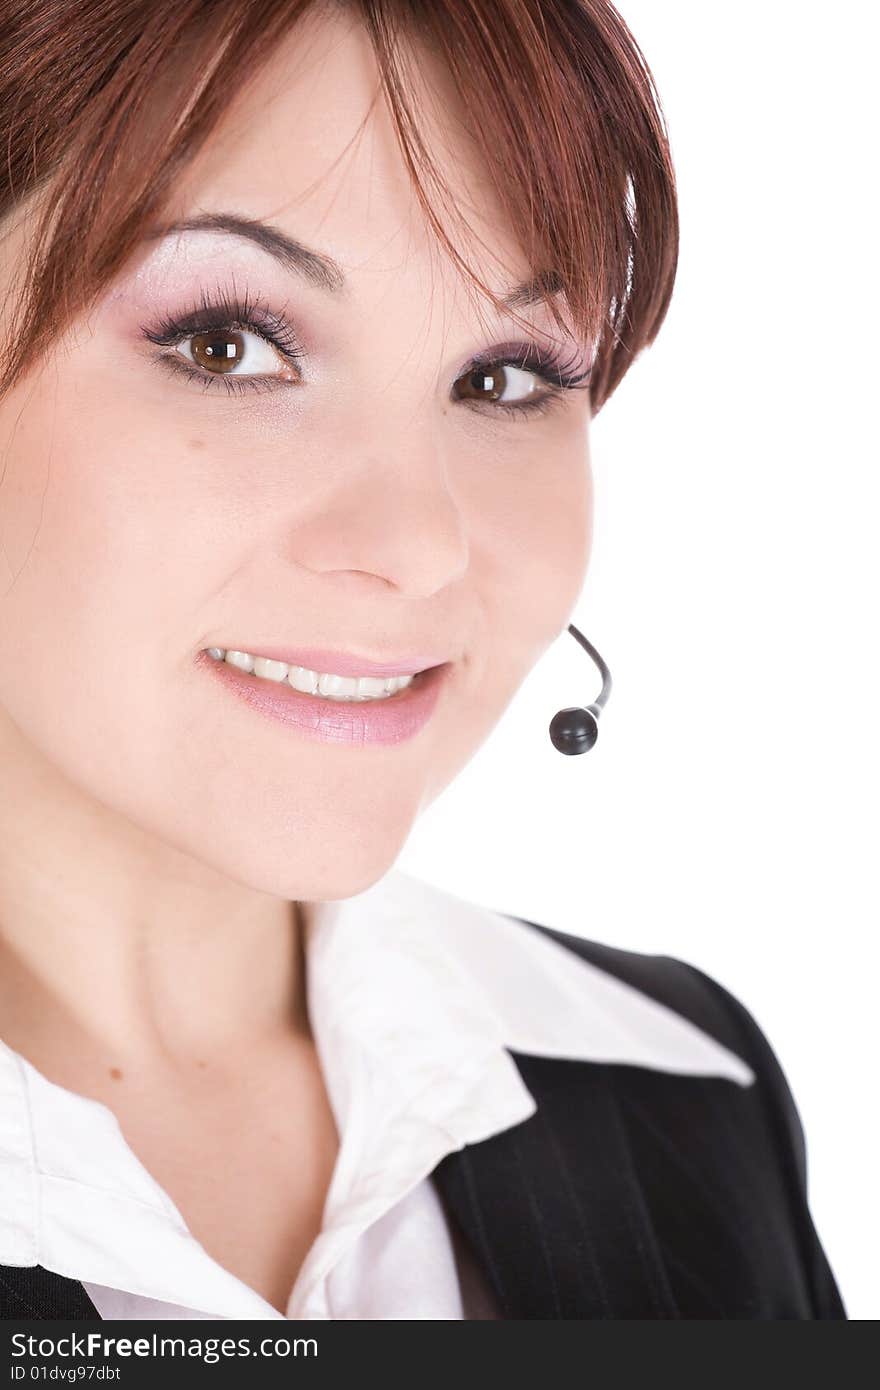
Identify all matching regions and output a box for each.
[210,645,453,678]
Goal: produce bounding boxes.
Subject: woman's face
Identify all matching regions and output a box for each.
[0,5,593,902]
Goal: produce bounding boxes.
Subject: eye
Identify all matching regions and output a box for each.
[175,325,295,381]
[452,346,592,420]
[141,284,304,396]
[455,362,545,406]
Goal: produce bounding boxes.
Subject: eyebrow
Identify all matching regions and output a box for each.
[144,211,563,309]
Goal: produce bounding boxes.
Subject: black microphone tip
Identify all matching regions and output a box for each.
[548,704,600,755]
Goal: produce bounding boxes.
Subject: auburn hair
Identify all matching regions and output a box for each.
[0,0,678,412]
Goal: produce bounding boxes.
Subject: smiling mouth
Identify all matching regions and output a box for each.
[198,643,451,748]
[203,647,435,702]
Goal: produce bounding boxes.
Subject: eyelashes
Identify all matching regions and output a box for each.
[461,341,592,419]
[140,282,304,399]
[138,283,592,419]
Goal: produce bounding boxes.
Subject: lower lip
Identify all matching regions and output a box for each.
[197,651,451,747]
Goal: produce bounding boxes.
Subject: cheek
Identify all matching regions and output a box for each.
[513,457,593,614]
[470,432,594,665]
[418,434,592,804]
[0,371,203,792]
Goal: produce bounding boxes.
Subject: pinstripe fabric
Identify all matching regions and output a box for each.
[431,919,847,1320]
[0,1265,99,1319]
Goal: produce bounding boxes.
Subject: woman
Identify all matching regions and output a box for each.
[0,0,845,1321]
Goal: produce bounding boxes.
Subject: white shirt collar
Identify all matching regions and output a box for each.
[0,867,753,1318]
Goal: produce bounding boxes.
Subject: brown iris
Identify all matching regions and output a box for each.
[455,367,508,403]
[454,364,539,406]
[189,330,246,374]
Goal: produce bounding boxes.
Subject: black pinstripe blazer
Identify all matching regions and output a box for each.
[0,919,846,1320]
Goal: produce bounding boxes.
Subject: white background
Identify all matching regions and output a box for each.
[399,1,878,1319]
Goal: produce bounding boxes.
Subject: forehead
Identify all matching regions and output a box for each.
[152,3,533,307]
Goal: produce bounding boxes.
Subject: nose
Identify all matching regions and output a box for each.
[284,445,471,600]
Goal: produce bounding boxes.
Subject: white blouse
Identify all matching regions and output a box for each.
[0,868,753,1319]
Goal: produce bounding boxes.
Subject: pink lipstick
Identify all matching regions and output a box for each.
[197,649,451,747]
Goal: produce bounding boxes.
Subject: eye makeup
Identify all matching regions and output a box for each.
[140,281,305,397]
[137,281,593,416]
[456,340,592,420]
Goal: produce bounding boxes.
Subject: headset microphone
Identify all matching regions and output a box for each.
[548,623,613,755]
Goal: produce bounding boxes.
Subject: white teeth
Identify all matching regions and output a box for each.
[289,665,318,695]
[318,672,358,699]
[208,648,416,701]
[253,656,289,683]
[225,649,254,673]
